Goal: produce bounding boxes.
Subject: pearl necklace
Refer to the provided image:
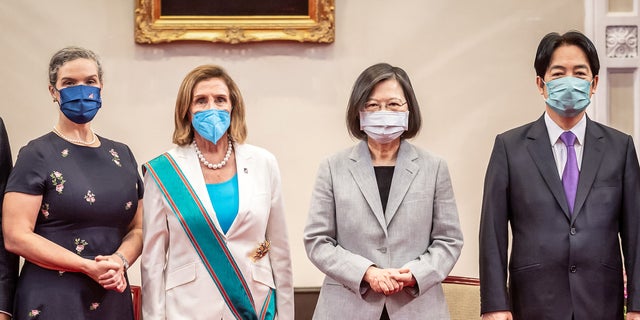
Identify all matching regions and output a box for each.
[193,138,233,170]
[52,126,97,145]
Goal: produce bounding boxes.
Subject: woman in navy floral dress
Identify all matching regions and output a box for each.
[2,47,143,320]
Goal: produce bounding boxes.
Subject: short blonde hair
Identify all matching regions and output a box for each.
[173,65,247,146]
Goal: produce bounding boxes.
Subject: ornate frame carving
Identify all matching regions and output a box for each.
[135,0,335,44]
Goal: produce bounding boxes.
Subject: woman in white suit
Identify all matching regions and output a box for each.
[304,63,463,320]
[141,65,294,320]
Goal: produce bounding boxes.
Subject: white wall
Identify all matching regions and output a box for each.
[0,0,585,287]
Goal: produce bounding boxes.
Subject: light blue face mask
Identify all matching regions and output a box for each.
[544,76,593,118]
[192,109,230,144]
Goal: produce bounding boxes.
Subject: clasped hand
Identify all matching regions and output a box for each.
[363,266,416,296]
[85,254,127,293]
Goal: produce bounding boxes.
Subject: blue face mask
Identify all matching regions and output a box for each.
[58,85,102,124]
[544,76,592,118]
[192,109,231,144]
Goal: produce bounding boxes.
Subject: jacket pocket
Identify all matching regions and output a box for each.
[600,261,622,272]
[251,262,275,289]
[510,263,542,273]
[166,263,196,290]
[593,178,621,187]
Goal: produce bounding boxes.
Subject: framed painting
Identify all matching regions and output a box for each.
[135,0,335,44]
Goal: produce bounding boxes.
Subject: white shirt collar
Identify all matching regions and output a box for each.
[544,111,587,146]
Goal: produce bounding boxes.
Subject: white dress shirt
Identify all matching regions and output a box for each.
[544,111,586,178]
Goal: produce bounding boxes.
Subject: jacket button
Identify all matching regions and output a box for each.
[570,227,576,235]
[569,265,577,273]
[378,247,387,253]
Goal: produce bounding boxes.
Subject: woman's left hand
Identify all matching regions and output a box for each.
[363,266,405,295]
[392,268,416,287]
[95,255,127,292]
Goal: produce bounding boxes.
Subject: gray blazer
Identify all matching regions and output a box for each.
[304,140,463,320]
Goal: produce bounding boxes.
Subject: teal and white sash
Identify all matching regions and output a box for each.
[144,153,276,320]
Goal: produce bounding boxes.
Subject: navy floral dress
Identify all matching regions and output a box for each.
[5,132,143,320]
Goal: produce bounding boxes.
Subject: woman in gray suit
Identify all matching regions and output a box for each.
[304,63,463,320]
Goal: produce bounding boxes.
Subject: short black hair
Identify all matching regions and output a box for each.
[345,63,422,140]
[534,31,600,78]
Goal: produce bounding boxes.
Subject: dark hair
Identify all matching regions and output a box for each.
[345,63,422,140]
[172,64,247,146]
[534,31,600,78]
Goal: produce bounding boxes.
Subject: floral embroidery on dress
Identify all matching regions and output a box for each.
[50,171,65,194]
[125,201,133,210]
[61,148,69,157]
[89,302,100,311]
[74,238,88,255]
[40,203,50,218]
[84,190,96,205]
[109,149,122,167]
[28,309,40,317]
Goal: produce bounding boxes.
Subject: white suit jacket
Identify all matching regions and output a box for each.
[141,143,294,320]
[304,140,463,320]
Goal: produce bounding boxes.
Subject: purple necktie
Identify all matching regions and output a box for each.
[560,131,579,214]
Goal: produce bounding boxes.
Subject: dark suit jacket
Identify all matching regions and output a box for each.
[0,117,18,316]
[479,115,640,320]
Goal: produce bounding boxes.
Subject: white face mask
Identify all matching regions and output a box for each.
[359,110,409,144]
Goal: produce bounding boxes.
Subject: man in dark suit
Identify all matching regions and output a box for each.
[0,117,18,320]
[479,31,640,320]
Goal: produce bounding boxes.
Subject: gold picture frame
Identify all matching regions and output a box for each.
[135,0,335,44]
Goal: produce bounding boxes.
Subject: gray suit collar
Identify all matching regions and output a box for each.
[348,140,420,232]
[386,141,420,222]
[526,115,605,220]
[349,141,386,232]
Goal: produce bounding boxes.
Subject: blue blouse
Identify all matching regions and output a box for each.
[206,173,239,234]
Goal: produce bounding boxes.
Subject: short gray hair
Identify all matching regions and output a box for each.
[48,46,103,87]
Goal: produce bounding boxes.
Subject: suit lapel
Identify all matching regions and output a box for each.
[171,145,225,234]
[175,143,255,236]
[231,143,255,234]
[348,141,387,234]
[526,116,572,219]
[572,118,605,219]
[385,141,419,223]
